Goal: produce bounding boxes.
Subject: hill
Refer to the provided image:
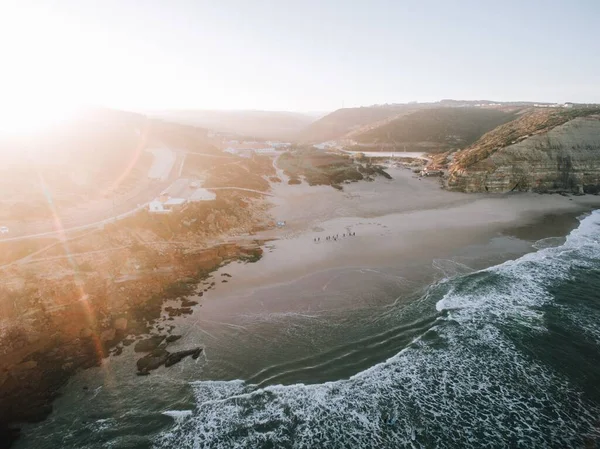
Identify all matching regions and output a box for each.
[297,105,423,143]
[0,108,218,221]
[150,110,315,141]
[445,107,600,192]
[297,101,526,145]
[353,107,517,152]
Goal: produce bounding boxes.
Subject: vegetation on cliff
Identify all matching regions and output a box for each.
[297,105,411,143]
[354,107,516,151]
[445,107,600,193]
[278,148,390,188]
[450,108,600,171]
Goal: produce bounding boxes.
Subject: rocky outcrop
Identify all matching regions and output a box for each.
[446,115,600,193]
[0,242,263,447]
[136,347,202,374]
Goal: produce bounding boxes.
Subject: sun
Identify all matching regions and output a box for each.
[0,98,80,137]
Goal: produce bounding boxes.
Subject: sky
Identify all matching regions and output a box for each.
[0,0,599,113]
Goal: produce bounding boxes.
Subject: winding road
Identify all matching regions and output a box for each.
[1,149,274,243]
[0,147,185,242]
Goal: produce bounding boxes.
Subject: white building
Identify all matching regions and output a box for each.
[148,197,186,214]
[149,200,168,213]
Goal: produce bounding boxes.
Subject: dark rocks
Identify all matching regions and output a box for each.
[0,241,265,447]
[181,298,198,307]
[134,336,165,353]
[110,346,123,356]
[0,425,21,449]
[122,338,135,347]
[164,348,202,367]
[136,349,169,373]
[164,307,193,317]
[221,273,232,277]
[165,335,182,343]
[136,347,202,373]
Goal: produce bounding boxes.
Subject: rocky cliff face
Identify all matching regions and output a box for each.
[446,116,600,193]
[0,241,263,446]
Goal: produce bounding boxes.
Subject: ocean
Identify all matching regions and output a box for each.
[17,211,600,448]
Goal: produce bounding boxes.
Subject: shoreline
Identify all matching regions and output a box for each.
[8,166,600,447]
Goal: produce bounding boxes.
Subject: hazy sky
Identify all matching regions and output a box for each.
[1,0,599,112]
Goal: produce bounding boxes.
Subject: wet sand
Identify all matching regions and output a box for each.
[216,167,600,292]
[16,168,600,449]
[168,167,600,381]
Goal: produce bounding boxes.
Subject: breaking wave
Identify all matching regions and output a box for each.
[155,211,600,449]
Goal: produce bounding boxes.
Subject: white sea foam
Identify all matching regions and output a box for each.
[532,236,565,250]
[154,211,600,449]
[162,410,193,423]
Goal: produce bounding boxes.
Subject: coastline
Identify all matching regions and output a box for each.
[9,166,600,448]
[216,167,600,290]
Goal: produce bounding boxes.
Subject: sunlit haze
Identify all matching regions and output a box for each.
[1,0,599,128]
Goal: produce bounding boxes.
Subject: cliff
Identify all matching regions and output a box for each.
[445,109,600,193]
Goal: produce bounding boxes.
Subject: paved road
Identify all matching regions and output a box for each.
[207,187,274,197]
[339,150,429,160]
[0,148,184,242]
[0,149,273,243]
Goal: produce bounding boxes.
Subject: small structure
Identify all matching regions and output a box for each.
[149,200,169,214]
[224,148,254,158]
[148,197,186,214]
[149,178,217,213]
[163,198,186,209]
[189,188,217,202]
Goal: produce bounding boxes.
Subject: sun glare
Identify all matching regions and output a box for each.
[0,100,80,136]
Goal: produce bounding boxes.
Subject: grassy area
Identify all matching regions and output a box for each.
[278,148,392,188]
[355,107,517,150]
[278,149,364,187]
[183,154,274,192]
[0,238,59,266]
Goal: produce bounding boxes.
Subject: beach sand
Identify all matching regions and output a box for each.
[166,167,600,381]
[17,167,600,449]
[214,167,600,290]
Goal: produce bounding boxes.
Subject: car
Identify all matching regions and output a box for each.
[0,226,9,234]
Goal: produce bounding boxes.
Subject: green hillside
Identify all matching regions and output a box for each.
[354,107,516,150]
[297,105,415,143]
[450,107,600,171]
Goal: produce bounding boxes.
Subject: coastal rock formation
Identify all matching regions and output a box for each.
[446,111,600,193]
[136,347,202,374]
[134,336,166,353]
[0,240,263,446]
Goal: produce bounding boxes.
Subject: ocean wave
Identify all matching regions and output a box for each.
[154,211,600,449]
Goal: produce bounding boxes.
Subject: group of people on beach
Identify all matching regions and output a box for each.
[313,232,356,243]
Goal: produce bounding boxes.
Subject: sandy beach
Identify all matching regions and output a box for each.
[212,166,600,293]
[16,165,600,449]
[161,167,600,380]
